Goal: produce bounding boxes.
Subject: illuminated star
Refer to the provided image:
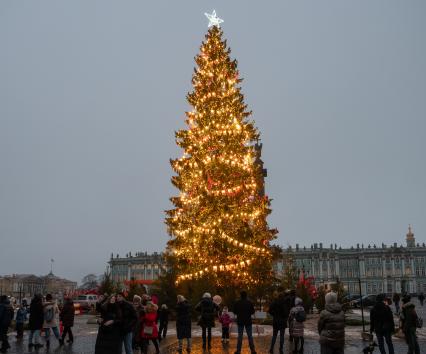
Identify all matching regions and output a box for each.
[204,10,224,28]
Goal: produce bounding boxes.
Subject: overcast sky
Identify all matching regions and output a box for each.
[1,1,425,283]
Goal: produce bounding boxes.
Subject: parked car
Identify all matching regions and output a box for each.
[342,294,361,303]
[351,294,376,308]
[74,294,98,312]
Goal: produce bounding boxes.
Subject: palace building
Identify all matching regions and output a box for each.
[274,226,426,295]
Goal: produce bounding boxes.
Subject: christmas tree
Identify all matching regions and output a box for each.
[166,11,277,287]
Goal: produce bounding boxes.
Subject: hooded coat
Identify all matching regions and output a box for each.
[370,300,395,334]
[60,299,75,327]
[268,293,292,329]
[195,297,218,328]
[0,298,14,330]
[401,302,418,333]
[289,304,305,337]
[176,300,192,339]
[43,301,60,328]
[318,297,345,348]
[29,297,44,331]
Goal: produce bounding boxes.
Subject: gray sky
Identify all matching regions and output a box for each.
[1,1,425,283]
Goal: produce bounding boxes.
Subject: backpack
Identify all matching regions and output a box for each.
[295,309,306,322]
[45,307,54,322]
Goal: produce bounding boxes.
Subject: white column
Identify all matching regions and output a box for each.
[335,258,340,277]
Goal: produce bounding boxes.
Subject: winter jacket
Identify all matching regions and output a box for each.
[95,303,122,354]
[268,294,292,328]
[29,299,44,330]
[219,312,232,328]
[233,297,255,326]
[43,301,60,328]
[289,305,305,337]
[318,302,345,348]
[15,308,28,324]
[0,299,14,329]
[196,297,218,328]
[60,300,75,327]
[176,300,192,339]
[370,301,395,334]
[140,312,158,339]
[158,308,169,324]
[118,300,137,334]
[401,302,418,333]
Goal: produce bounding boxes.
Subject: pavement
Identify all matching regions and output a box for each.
[3,298,426,353]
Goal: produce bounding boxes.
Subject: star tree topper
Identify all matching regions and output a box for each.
[205,10,224,28]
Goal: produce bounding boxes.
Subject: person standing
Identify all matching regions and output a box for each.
[140,302,160,354]
[42,294,61,348]
[0,295,14,353]
[317,292,345,354]
[196,292,219,350]
[400,295,420,354]
[392,293,400,314]
[158,304,170,342]
[268,289,291,354]
[288,298,306,354]
[233,291,257,354]
[59,297,75,345]
[28,294,44,349]
[132,295,144,350]
[95,295,123,354]
[15,304,28,339]
[176,295,192,354]
[418,293,425,307]
[370,293,395,354]
[219,306,232,344]
[117,292,138,354]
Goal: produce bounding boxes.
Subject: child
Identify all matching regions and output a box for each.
[15,305,28,339]
[219,306,232,343]
[288,297,305,354]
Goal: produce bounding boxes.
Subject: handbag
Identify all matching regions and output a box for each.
[144,326,154,335]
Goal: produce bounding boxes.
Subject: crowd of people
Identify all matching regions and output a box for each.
[0,293,75,352]
[0,289,424,354]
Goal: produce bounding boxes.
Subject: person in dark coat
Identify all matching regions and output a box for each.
[176,295,192,354]
[132,295,144,349]
[400,295,420,354]
[15,304,27,339]
[233,291,256,354]
[268,289,291,354]
[370,293,395,354]
[59,297,75,345]
[392,293,400,314]
[95,295,123,354]
[117,292,138,354]
[28,294,44,349]
[318,292,345,354]
[0,296,14,353]
[418,293,425,307]
[158,304,170,341]
[195,292,219,350]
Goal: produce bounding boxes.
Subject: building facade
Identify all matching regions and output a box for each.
[0,273,77,300]
[109,251,166,284]
[274,226,426,295]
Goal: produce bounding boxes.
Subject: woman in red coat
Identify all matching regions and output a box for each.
[140,302,160,354]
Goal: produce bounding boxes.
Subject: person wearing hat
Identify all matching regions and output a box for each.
[195,292,219,350]
[317,292,345,354]
[176,295,192,354]
[370,293,395,354]
[400,295,420,354]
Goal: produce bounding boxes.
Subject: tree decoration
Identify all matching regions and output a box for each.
[165,15,276,287]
